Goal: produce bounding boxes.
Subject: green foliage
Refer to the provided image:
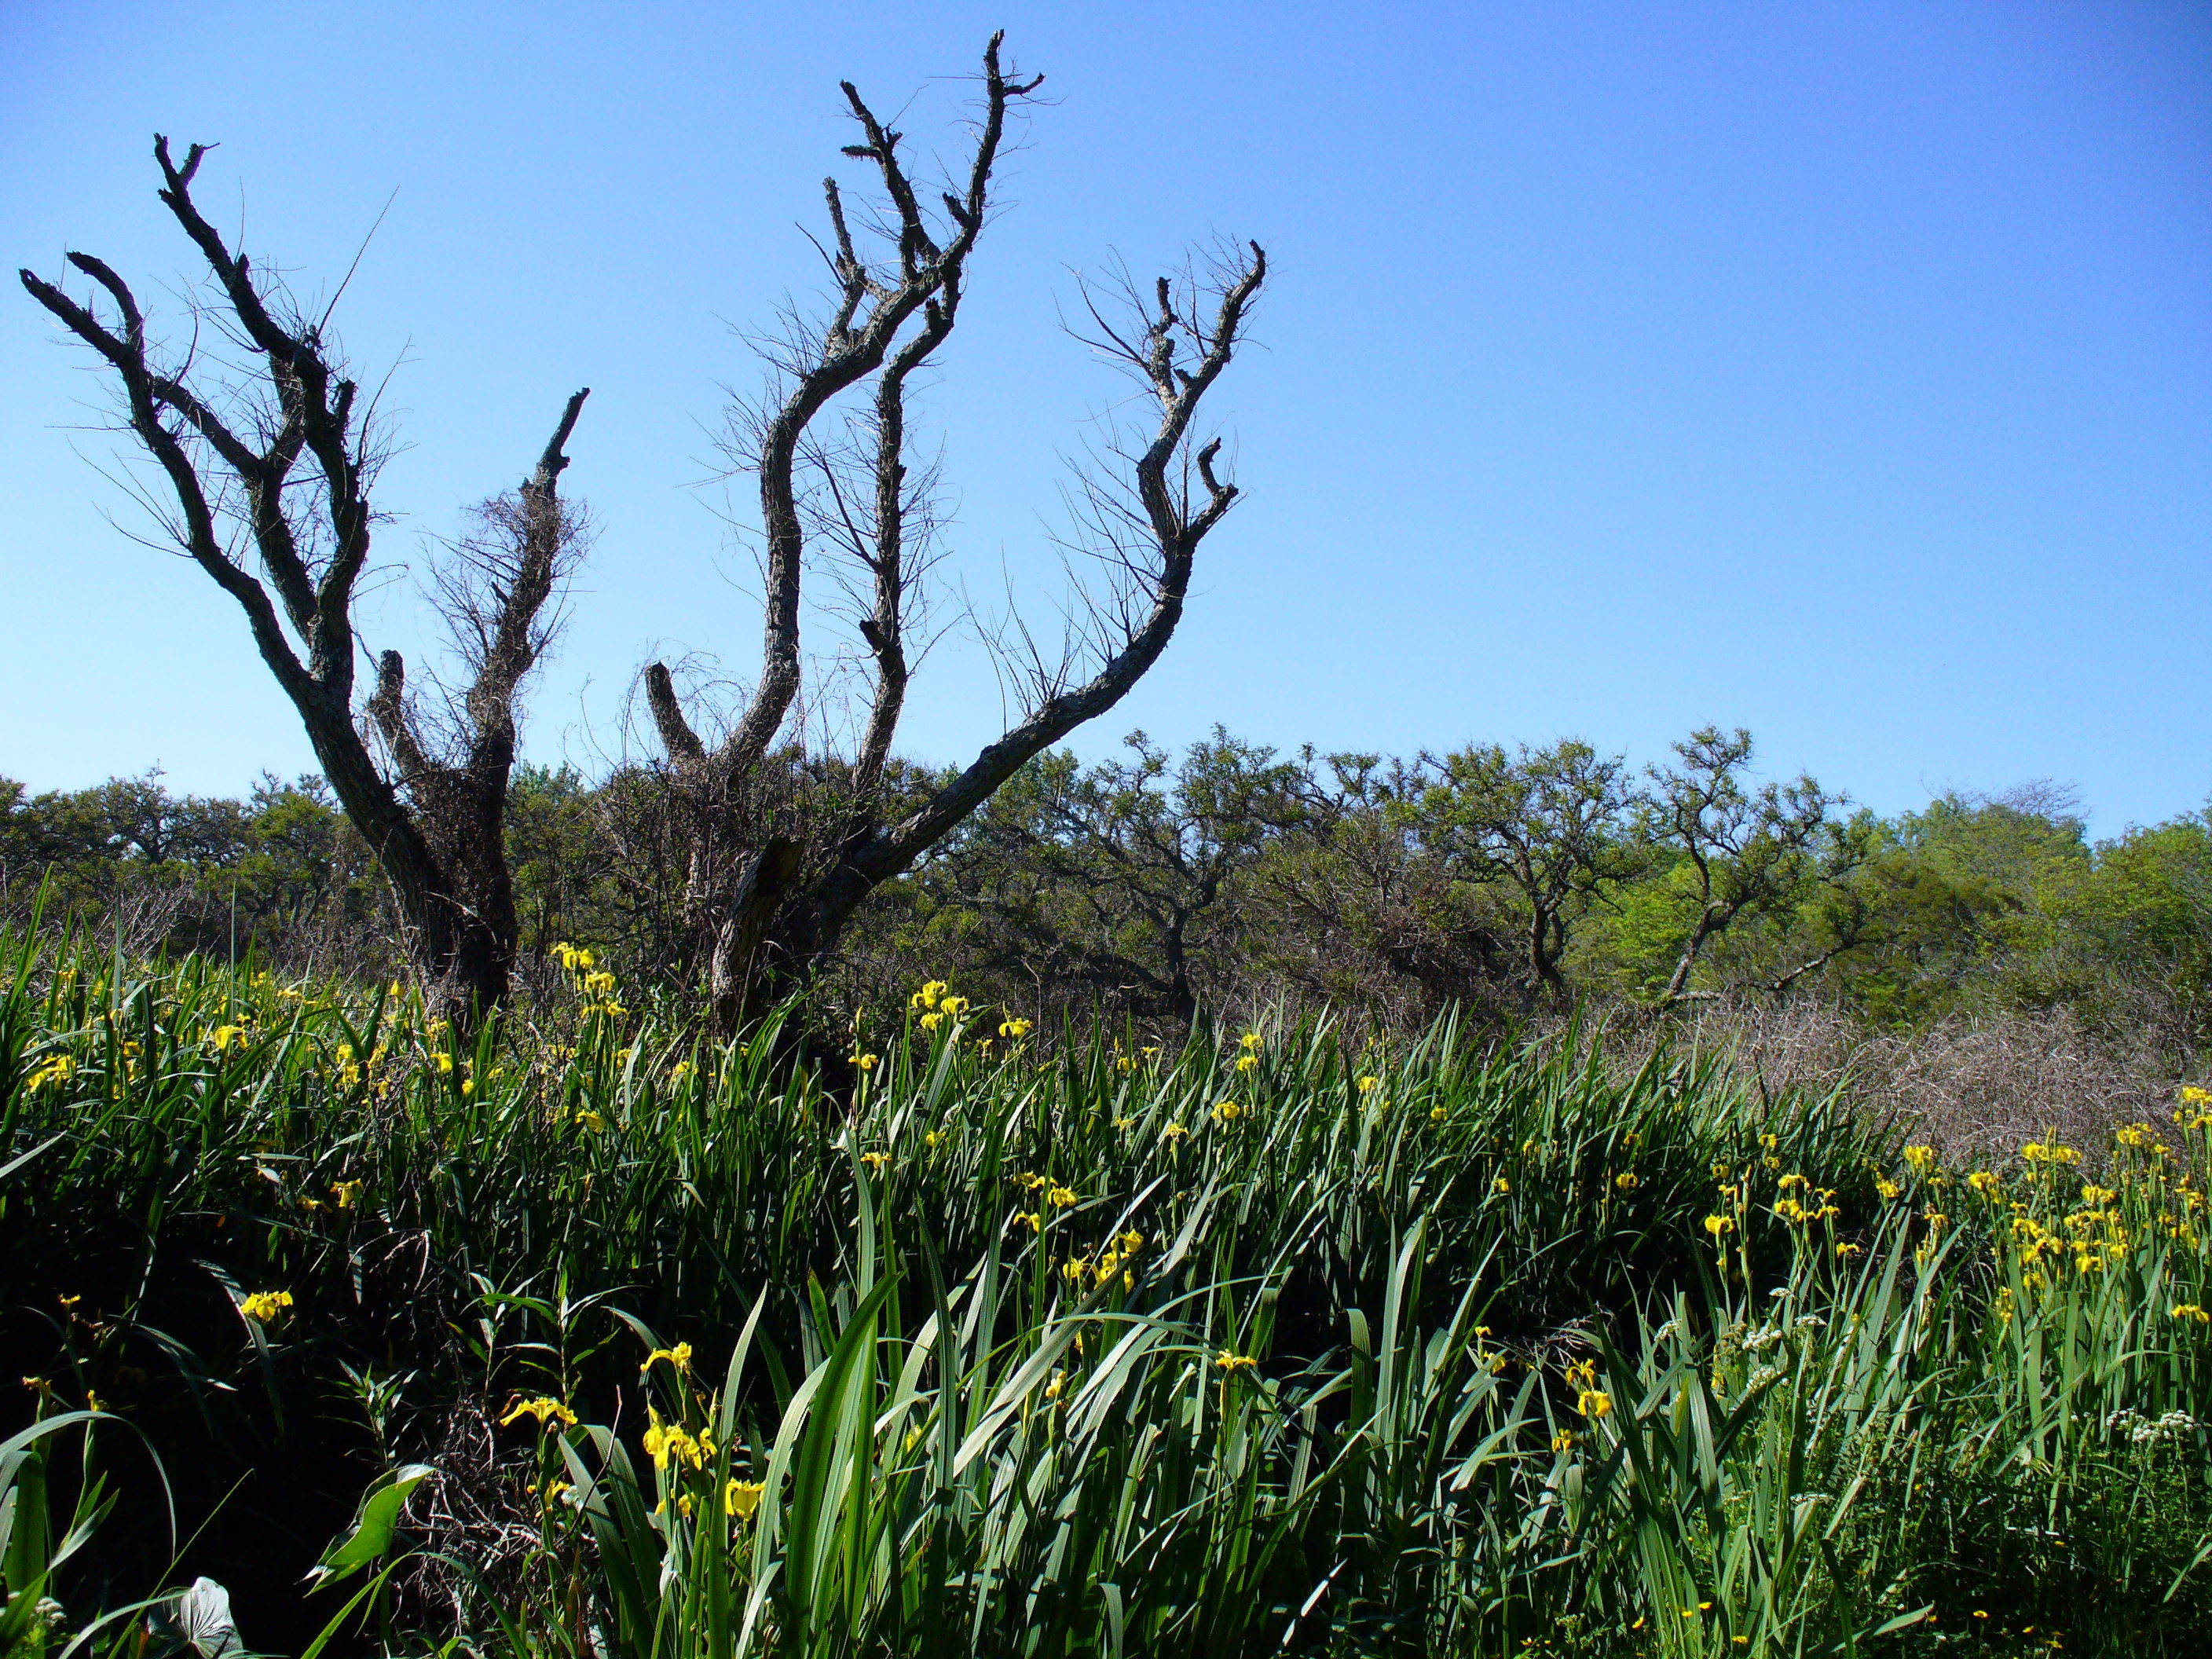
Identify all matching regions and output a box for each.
[2065,815,2212,1027]
[10,737,2210,1060]
[3,934,2209,1654]
[1412,738,1639,1008]
[0,771,378,965]
[892,729,1308,1023]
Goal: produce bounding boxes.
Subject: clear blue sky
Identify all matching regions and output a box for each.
[4,1,2207,833]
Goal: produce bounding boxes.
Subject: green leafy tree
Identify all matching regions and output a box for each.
[1821,789,2090,1024]
[1636,727,1858,1003]
[1244,753,1514,1024]
[230,775,375,941]
[1413,739,1635,1008]
[906,730,1302,1024]
[2065,811,2212,1041]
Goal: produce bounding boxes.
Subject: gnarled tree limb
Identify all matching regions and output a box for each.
[632,35,1264,1032]
[24,141,589,1023]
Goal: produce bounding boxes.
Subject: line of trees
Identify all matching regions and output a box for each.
[882,727,2210,1046]
[9,730,2209,1057]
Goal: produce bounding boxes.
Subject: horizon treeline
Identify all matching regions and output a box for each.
[4,724,2208,1054]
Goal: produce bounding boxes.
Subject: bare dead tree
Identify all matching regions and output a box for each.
[21,137,588,1024]
[643,33,1268,1032]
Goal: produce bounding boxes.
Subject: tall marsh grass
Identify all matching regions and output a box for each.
[2,930,2207,1655]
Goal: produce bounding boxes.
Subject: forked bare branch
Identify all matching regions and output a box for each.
[634,37,1262,1031]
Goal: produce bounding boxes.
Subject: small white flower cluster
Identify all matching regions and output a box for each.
[2102,1407,2201,1445]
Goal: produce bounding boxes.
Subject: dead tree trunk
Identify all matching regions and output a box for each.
[643,34,1267,1035]
[21,140,588,1027]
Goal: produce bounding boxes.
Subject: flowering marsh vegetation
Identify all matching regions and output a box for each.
[3,930,2210,1656]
